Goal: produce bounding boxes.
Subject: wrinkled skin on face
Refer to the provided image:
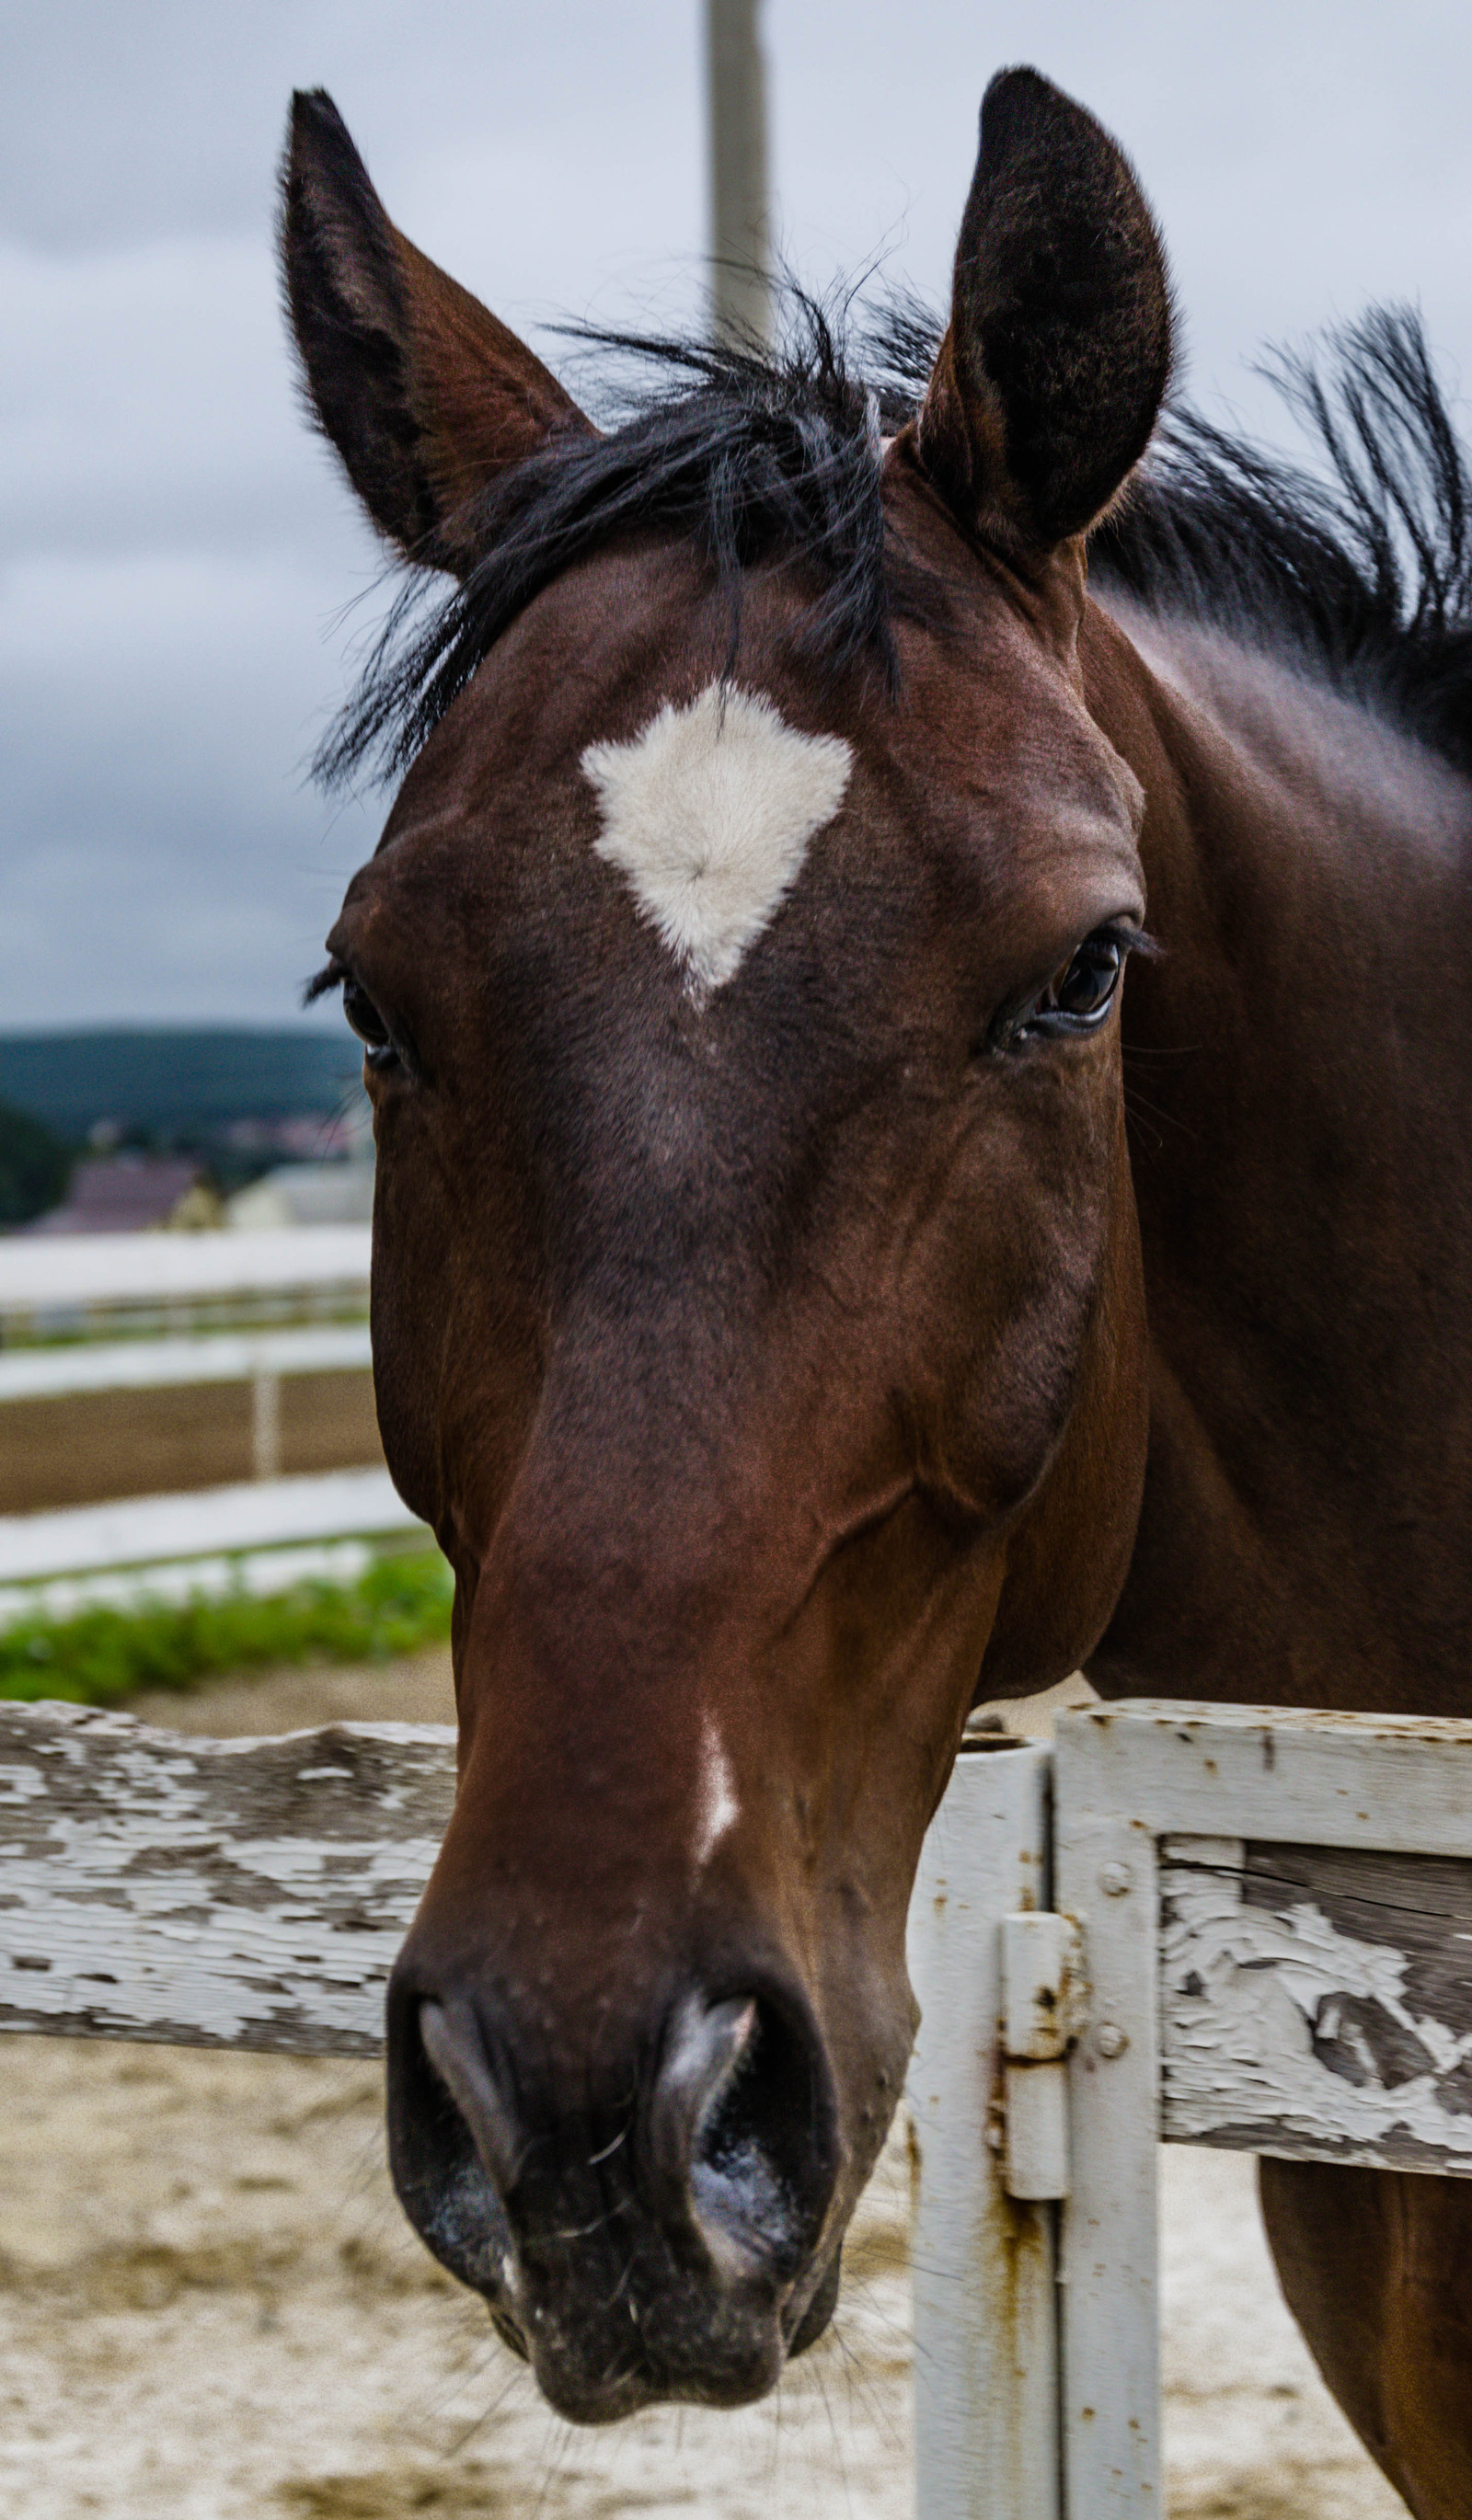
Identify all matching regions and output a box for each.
[282,69,1168,2417]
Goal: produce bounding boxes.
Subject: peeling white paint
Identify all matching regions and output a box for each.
[692,1712,739,1869]
[1160,1848,1472,2168]
[581,683,852,995]
[0,1704,454,2056]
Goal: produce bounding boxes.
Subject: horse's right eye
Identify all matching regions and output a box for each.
[342,977,398,1071]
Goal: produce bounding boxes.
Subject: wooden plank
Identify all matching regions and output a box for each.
[0,1226,370,1315]
[0,1324,372,1404]
[0,1468,421,1585]
[1161,1837,1472,2173]
[1056,1812,1162,2515]
[0,1702,454,2055]
[1055,1700,1472,1861]
[908,1740,1061,2520]
[706,0,771,345]
[0,1539,376,1632]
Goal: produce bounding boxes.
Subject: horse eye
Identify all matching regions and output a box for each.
[1044,932,1126,1024]
[993,927,1132,1052]
[341,976,398,1069]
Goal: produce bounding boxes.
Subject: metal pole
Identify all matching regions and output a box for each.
[705,0,772,348]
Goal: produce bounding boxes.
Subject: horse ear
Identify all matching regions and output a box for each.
[281,89,592,576]
[916,68,1172,556]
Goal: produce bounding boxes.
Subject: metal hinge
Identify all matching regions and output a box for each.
[999,1911,1088,2201]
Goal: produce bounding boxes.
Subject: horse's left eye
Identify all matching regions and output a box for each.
[995,928,1133,1050]
[342,977,399,1070]
[1041,932,1126,1025]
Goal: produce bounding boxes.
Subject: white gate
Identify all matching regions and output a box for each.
[909,1701,1472,2518]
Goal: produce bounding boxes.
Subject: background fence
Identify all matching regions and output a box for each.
[0,1228,426,1624]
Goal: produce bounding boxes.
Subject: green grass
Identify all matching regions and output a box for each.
[0,1548,454,1707]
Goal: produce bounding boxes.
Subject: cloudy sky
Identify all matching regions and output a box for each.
[5,0,1471,1033]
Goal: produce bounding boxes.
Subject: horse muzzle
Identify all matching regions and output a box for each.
[385,1964,844,2420]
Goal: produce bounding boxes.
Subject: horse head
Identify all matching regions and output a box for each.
[282,67,1168,2420]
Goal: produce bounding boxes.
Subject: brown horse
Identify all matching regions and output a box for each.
[282,68,1472,2512]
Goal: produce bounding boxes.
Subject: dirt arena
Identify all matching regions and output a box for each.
[0,1653,1406,2518]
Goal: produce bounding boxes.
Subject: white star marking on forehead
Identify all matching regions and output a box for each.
[581,682,853,995]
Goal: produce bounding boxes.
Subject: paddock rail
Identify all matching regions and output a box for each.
[0,1227,420,1624]
[0,1701,451,2053]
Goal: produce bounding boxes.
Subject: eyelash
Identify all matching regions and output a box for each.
[306,960,411,1077]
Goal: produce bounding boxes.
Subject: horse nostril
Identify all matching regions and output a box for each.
[420,1998,525,2196]
[384,1983,518,2308]
[650,1993,838,2285]
[650,1994,758,2223]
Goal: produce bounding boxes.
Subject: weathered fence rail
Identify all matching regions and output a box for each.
[5,1694,1470,2517]
[0,1701,452,2053]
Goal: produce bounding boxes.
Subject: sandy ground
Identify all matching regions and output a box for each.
[124,1644,459,1738]
[0,1651,1408,2518]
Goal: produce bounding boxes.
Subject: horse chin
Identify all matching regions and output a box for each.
[466,2235,845,2422]
[481,2249,844,2423]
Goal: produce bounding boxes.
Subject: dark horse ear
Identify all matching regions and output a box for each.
[916,68,1172,556]
[280,89,592,576]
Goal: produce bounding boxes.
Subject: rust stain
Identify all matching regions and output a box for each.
[991,2179,1051,2378]
[982,2046,1054,2411]
[904,2110,923,2223]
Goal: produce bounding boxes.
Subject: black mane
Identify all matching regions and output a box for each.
[319,298,1472,788]
[1093,307,1472,776]
[316,294,933,787]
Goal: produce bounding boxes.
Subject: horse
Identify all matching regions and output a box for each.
[281,66,1472,2513]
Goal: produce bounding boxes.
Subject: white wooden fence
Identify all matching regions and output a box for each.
[0,1701,450,2053]
[0,1228,405,1621]
[3,1694,1469,2515]
[0,1225,371,1319]
[910,1701,1472,2518]
[0,1469,424,1626]
[0,1225,373,1471]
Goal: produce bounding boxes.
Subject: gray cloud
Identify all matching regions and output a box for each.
[4,0,1470,1027]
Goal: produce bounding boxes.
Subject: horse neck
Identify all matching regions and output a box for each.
[1081,597,1472,1717]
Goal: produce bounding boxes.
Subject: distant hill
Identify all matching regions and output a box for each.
[0,1099,71,1227]
[0,1028,362,1143]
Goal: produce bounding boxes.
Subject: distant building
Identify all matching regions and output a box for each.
[21,1154,224,1235]
[225,1158,374,1230]
[222,1111,363,1161]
